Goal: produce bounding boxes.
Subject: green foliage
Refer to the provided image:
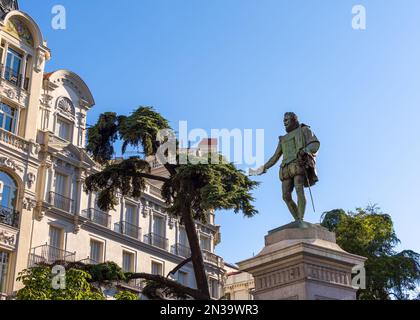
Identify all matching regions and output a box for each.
[114,290,139,300]
[85,107,259,222]
[85,106,259,299]
[16,265,104,300]
[321,205,420,300]
[88,262,127,283]
[118,106,171,156]
[162,157,259,222]
[86,112,120,164]
[84,158,150,211]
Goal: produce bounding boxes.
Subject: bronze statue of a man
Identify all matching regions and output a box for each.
[251,112,320,222]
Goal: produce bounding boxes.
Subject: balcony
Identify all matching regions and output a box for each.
[0,65,29,90]
[49,191,74,214]
[115,221,142,241]
[0,206,19,228]
[171,243,191,258]
[147,184,162,198]
[0,128,30,153]
[29,244,76,266]
[81,208,111,228]
[144,233,168,251]
[202,250,224,268]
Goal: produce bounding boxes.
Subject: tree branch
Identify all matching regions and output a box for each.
[167,257,192,278]
[127,273,208,300]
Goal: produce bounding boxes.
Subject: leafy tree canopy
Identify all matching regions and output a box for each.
[321,205,420,300]
[16,262,141,301]
[84,106,259,299]
[16,265,104,300]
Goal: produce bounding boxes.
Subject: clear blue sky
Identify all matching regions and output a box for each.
[21,0,420,264]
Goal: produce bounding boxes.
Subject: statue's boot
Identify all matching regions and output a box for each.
[285,200,300,221]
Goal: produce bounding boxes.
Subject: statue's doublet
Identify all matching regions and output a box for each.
[279,125,320,187]
[280,125,317,167]
[280,127,306,166]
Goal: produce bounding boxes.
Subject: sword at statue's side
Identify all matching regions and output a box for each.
[300,153,316,213]
[304,169,316,213]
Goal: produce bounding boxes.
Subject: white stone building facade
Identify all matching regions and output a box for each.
[0,2,225,299]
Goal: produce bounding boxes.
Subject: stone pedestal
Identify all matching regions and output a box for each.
[237,222,366,300]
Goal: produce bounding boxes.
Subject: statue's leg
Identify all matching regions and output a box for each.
[294,175,306,221]
[282,179,299,221]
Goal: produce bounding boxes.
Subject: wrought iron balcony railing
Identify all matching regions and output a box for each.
[115,221,142,240]
[144,233,168,251]
[49,191,74,214]
[0,206,19,228]
[171,243,191,258]
[29,244,76,266]
[81,208,111,228]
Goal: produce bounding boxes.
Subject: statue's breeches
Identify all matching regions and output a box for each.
[280,161,305,181]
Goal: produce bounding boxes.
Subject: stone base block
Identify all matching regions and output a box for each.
[237,222,366,300]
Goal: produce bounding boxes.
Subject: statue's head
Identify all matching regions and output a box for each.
[284,112,300,133]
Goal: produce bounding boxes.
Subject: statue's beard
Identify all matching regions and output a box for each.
[285,122,299,133]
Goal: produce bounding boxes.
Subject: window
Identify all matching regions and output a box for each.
[200,235,211,252]
[122,251,134,273]
[0,171,17,210]
[0,171,18,227]
[209,278,220,299]
[151,261,163,276]
[179,228,188,247]
[178,271,188,286]
[125,204,137,225]
[90,240,103,263]
[54,173,68,196]
[0,103,17,133]
[56,117,72,141]
[153,215,164,236]
[0,251,9,294]
[49,226,63,249]
[4,49,22,86]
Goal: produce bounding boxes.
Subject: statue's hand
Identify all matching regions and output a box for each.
[249,166,266,176]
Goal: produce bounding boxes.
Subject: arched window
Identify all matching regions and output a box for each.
[0,103,18,133]
[0,171,18,210]
[0,171,18,228]
[55,97,74,142]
